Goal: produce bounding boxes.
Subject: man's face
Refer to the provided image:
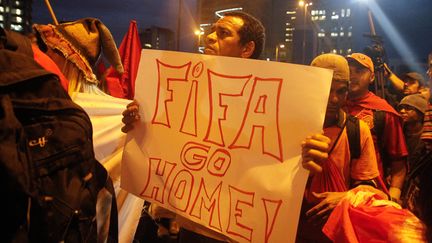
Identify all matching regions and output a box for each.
[403,78,420,95]
[204,16,246,58]
[398,104,421,124]
[325,80,348,124]
[348,62,374,98]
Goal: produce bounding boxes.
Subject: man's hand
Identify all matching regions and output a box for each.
[306,191,347,223]
[301,133,331,174]
[383,63,392,78]
[121,100,140,133]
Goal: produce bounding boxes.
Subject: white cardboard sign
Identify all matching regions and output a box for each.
[122,49,332,243]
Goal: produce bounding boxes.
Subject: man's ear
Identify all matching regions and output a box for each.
[241,41,255,58]
[369,72,375,84]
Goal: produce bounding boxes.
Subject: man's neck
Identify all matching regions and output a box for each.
[348,90,369,100]
[404,121,423,134]
[324,110,345,128]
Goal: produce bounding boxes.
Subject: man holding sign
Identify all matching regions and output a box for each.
[123,11,266,243]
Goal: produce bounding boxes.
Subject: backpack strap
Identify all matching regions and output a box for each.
[373,110,386,150]
[346,115,381,189]
[346,115,361,160]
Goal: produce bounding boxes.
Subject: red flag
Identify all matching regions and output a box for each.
[105,20,141,99]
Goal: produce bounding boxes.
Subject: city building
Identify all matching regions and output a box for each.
[292,0,370,64]
[197,0,371,64]
[0,0,32,33]
[139,26,175,51]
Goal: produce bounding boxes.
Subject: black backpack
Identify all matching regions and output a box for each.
[346,110,386,161]
[0,46,118,241]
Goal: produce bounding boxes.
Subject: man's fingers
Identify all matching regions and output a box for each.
[122,106,139,116]
[302,136,330,152]
[302,161,323,174]
[311,191,327,199]
[126,99,139,108]
[122,112,140,124]
[311,133,331,144]
[121,124,134,133]
[302,147,329,161]
[306,200,324,217]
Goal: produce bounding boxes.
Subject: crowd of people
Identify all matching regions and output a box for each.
[123,11,432,243]
[2,9,432,243]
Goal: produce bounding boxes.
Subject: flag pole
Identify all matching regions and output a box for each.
[44,0,59,25]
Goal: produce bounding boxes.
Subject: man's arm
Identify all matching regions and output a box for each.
[389,158,407,203]
[382,113,408,203]
[385,64,405,92]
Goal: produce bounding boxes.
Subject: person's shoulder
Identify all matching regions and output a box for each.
[358,119,373,136]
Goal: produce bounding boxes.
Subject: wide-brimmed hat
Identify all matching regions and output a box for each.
[34,18,124,83]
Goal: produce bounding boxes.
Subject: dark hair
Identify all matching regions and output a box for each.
[224,11,265,59]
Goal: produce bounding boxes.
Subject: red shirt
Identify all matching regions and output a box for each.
[346,92,408,177]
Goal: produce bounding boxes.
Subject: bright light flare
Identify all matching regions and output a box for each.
[367,1,422,73]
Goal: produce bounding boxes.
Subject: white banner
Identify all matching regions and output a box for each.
[122,49,332,243]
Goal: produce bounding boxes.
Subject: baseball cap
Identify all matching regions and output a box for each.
[346,53,374,73]
[402,72,425,86]
[398,94,428,114]
[310,53,350,82]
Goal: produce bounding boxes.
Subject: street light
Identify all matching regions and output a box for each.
[299,1,312,64]
[275,44,285,62]
[194,29,204,53]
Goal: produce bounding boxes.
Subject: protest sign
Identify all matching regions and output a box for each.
[122,49,332,242]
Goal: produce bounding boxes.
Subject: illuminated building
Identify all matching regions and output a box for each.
[292,0,369,64]
[139,26,175,51]
[0,0,32,33]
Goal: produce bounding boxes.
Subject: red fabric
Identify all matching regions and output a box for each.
[298,121,380,242]
[323,187,426,243]
[31,44,69,91]
[306,128,348,203]
[96,60,107,80]
[346,91,400,116]
[105,20,142,99]
[346,91,408,191]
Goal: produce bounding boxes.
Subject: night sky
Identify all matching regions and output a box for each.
[32,0,432,65]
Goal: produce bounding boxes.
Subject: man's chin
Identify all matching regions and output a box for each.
[204,48,216,55]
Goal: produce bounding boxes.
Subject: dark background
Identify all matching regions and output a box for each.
[32,0,432,65]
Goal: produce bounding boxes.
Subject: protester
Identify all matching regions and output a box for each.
[420,52,432,148]
[345,53,408,203]
[416,51,432,242]
[384,64,430,102]
[396,94,428,215]
[401,72,427,96]
[397,94,428,165]
[0,27,118,242]
[297,53,383,242]
[124,11,265,243]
